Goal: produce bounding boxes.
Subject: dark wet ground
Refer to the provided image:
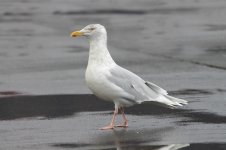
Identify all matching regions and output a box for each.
[0,0,226,149]
[0,93,226,150]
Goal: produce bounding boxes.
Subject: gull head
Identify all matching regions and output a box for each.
[71,24,107,41]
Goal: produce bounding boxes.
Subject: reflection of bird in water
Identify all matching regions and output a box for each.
[71,24,187,130]
[157,144,189,150]
[112,130,189,150]
[116,144,189,150]
[97,129,189,150]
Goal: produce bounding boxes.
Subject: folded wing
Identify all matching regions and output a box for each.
[107,65,187,108]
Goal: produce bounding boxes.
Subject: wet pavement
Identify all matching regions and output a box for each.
[0,94,226,150]
[0,0,226,149]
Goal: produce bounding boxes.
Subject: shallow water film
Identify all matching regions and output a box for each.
[0,0,226,149]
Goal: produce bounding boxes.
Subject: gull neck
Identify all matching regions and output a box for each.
[88,34,116,67]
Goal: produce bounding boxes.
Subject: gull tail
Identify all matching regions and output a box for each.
[165,95,188,107]
[145,81,188,108]
[154,95,188,108]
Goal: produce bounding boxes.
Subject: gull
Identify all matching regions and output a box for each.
[71,24,187,130]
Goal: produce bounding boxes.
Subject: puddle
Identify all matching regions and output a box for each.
[51,127,175,149]
[51,142,226,150]
[53,7,198,16]
[52,143,90,148]
[0,94,226,124]
[179,111,226,124]
[206,47,226,54]
[2,12,33,16]
[0,91,22,96]
[53,9,148,15]
[0,94,112,120]
[169,89,213,95]
[205,24,226,31]
[51,143,189,150]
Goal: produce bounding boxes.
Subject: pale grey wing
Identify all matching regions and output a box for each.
[145,81,168,95]
[107,65,160,104]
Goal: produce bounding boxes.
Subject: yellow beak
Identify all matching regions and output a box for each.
[71,31,84,37]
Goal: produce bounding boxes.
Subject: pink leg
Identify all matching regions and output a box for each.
[116,107,128,128]
[100,107,118,130]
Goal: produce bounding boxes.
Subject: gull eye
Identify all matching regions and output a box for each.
[89,27,95,31]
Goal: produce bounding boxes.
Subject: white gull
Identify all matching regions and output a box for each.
[71,24,187,130]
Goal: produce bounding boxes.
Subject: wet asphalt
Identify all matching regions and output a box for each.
[0,0,226,149]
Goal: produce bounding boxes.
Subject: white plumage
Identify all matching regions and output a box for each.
[71,24,187,130]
